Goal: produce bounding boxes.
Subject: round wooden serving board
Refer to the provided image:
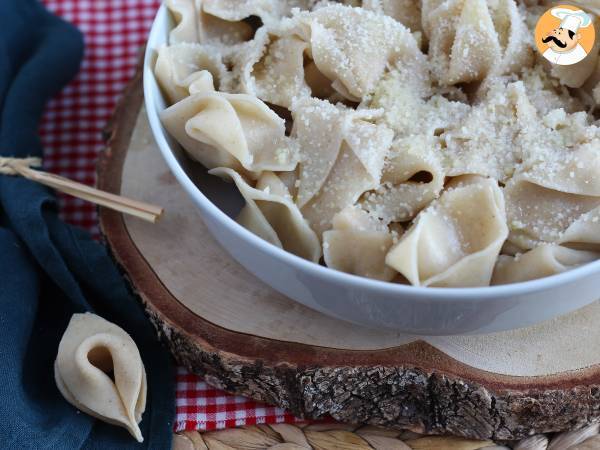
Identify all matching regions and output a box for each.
[98,72,600,441]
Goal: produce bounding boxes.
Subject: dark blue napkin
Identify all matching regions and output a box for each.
[0,1,174,448]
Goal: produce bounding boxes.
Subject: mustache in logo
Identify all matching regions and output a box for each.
[542,35,568,48]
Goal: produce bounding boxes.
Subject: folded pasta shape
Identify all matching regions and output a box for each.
[160,74,299,176]
[505,178,600,251]
[155,43,232,105]
[210,167,321,262]
[323,206,397,281]
[523,140,600,196]
[559,207,600,251]
[361,136,445,223]
[492,245,599,285]
[425,0,532,85]
[362,0,423,33]
[202,0,280,22]
[55,313,146,442]
[505,127,600,249]
[385,177,509,287]
[166,0,253,45]
[292,98,394,235]
[236,27,312,108]
[203,0,327,24]
[293,4,428,101]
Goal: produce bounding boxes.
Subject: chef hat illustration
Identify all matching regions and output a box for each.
[551,8,593,34]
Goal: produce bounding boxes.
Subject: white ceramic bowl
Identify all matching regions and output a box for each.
[143,5,600,335]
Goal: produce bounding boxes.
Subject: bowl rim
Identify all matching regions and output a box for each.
[143,3,600,301]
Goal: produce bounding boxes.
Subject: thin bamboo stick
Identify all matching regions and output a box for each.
[7,161,163,223]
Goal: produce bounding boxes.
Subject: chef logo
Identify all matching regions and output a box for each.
[535,5,595,66]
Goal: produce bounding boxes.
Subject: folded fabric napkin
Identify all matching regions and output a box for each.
[0,1,174,448]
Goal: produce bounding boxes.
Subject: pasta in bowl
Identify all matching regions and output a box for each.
[144,0,600,334]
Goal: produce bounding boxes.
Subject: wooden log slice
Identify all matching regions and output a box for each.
[97,72,600,442]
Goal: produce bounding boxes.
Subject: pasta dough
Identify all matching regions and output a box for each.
[157,0,600,287]
[55,313,146,442]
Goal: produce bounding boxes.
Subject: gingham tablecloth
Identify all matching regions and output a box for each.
[40,0,302,433]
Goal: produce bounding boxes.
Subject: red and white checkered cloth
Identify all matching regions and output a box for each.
[40,0,303,433]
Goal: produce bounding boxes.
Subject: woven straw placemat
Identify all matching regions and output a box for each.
[172,423,600,450]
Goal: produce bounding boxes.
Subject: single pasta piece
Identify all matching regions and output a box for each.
[361,136,446,224]
[160,71,299,177]
[292,4,428,101]
[424,0,532,85]
[361,0,423,33]
[560,207,600,251]
[209,167,322,262]
[202,0,307,26]
[520,139,600,197]
[385,177,509,287]
[202,0,279,23]
[505,178,600,251]
[505,135,600,250]
[54,313,146,442]
[165,0,253,45]
[492,245,599,285]
[236,27,312,109]
[323,206,396,281]
[154,43,232,105]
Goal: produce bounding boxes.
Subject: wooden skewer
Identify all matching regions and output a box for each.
[8,162,163,223]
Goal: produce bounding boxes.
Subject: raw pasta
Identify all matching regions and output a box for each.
[157,0,600,287]
[55,313,146,442]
